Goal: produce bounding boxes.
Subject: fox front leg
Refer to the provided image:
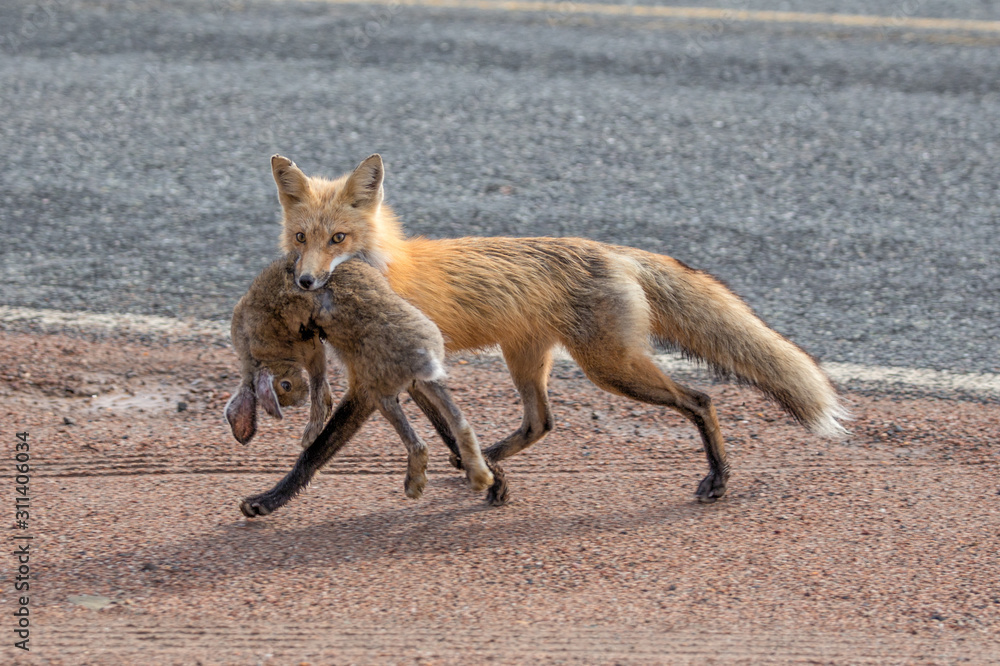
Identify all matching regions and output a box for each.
[241,392,375,517]
[412,380,494,494]
[408,381,464,470]
[410,382,506,504]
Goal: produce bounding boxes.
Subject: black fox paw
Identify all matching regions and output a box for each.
[240,493,279,518]
[448,453,464,470]
[485,463,509,507]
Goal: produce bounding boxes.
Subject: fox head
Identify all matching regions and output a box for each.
[272,153,401,290]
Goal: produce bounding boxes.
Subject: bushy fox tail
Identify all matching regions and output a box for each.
[632,252,850,437]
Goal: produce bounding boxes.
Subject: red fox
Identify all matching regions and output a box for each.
[225,254,494,517]
[270,154,849,504]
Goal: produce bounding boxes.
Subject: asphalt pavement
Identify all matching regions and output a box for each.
[0,0,998,373]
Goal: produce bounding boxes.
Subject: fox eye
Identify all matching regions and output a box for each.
[295,232,305,243]
[279,380,292,391]
[331,232,346,244]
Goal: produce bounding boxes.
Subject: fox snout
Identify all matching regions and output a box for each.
[292,253,340,291]
[288,249,329,290]
[293,249,356,291]
[296,273,322,290]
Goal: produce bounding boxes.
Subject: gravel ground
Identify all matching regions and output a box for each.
[1,0,999,374]
[3,329,998,663]
[4,2,999,662]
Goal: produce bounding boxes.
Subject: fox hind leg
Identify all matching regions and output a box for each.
[570,347,731,503]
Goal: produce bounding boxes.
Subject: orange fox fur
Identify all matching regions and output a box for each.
[270,154,849,503]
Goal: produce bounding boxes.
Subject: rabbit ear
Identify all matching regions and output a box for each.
[224,384,258,445]
[256,368,284,420]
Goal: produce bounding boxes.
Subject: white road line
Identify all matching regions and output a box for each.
[2,305,997,396]
[302,0,1000,34]
[0,305,229,338]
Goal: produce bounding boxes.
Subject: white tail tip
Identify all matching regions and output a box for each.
[810,402,853,439]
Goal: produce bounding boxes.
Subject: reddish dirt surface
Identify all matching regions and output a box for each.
[2,329,999,664]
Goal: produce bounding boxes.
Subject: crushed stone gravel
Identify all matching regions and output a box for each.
[1,329,998,664]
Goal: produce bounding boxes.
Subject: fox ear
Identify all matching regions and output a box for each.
[224,385,258,445]
[255,368,284,420]
[345,154,384,210]
[271,154,309,208]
